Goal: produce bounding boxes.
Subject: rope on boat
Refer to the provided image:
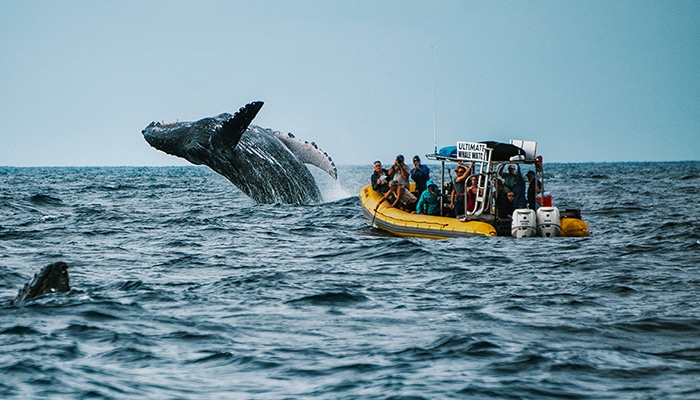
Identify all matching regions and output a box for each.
[372,208,451,228]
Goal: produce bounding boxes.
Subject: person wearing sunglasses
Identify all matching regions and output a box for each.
[449,162,473,216]
[410,155,431,196]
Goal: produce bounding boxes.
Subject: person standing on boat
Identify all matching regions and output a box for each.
[499,165,517,195]
[410,155,431,195]
[512,165,528,209]
[415,180,440,216]
[371,160,390,194]
[388,154,411,189]
[466,176,479,213]
[376,180,418,212]
[449,162,473,216]
[526,170,542,210]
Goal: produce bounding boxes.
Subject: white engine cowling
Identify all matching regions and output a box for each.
[511,209,537,238]
[537,207,561,238]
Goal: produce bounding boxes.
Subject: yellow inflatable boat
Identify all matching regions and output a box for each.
[361,139,589,239]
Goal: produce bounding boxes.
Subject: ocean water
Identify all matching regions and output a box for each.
[1,162,699,399]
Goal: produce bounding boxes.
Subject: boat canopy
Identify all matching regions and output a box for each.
[478,141,525,161]
[437,141,530,162]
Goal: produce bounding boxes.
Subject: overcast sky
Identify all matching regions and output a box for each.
[1,0,698,167]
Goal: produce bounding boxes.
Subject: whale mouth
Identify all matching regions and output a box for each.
[142,132,167,151]
[142,126,168,151]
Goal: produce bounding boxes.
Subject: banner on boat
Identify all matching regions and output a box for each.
[457,142,487,161]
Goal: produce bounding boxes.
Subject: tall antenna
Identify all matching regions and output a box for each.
[431,46,437,155]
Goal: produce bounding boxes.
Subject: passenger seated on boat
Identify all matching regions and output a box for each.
[410,155,431,195]
[375,180,418,213]
[497,191,516,218]
[449,163,472,216]
[371,160,390,194]
[387,154,411,189]
[415,180,440,216]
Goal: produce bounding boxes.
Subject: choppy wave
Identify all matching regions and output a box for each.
[1,162,699,399]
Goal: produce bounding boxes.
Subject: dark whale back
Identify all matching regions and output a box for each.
[218,126,322,204]
[11,262,70,305]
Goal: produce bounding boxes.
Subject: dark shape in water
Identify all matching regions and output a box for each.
[141,101,337,204]
[28,194,64,206]
[11,262,71,305]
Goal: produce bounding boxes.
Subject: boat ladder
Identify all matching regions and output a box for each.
[466,149,493,217]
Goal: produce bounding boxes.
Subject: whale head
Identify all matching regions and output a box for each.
[142,102,264,165]
[142,119,220,165]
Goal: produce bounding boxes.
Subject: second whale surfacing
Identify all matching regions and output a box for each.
[142,101,337,204]
[11,262,71,306]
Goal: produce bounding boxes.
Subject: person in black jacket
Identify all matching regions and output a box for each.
[371,160,389,194]
[526,170,542,210]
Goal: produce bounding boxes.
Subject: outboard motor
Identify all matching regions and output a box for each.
[511,209,537,238]
[537,207,561,237]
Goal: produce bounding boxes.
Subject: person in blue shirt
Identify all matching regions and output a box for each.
[410,155,430,195]
[416,180,441,216]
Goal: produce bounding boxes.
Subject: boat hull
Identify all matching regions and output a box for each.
[360,185,497,239]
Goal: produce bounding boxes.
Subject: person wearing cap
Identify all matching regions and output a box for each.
[526,170,542,210]
[410,155,431,196]
[415,180,440,216]
[387,154,410,189]
[370,160,390,194]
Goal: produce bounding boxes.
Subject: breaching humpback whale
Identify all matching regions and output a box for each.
[142,101,337,204]
[11,262,70,305]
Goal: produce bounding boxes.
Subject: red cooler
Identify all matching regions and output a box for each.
[537,193,552,207]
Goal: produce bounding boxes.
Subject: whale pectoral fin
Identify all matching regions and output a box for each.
[211,101,264,148]
[274,131,338,179]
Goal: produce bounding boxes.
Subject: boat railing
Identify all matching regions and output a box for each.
[465,147,492,217]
